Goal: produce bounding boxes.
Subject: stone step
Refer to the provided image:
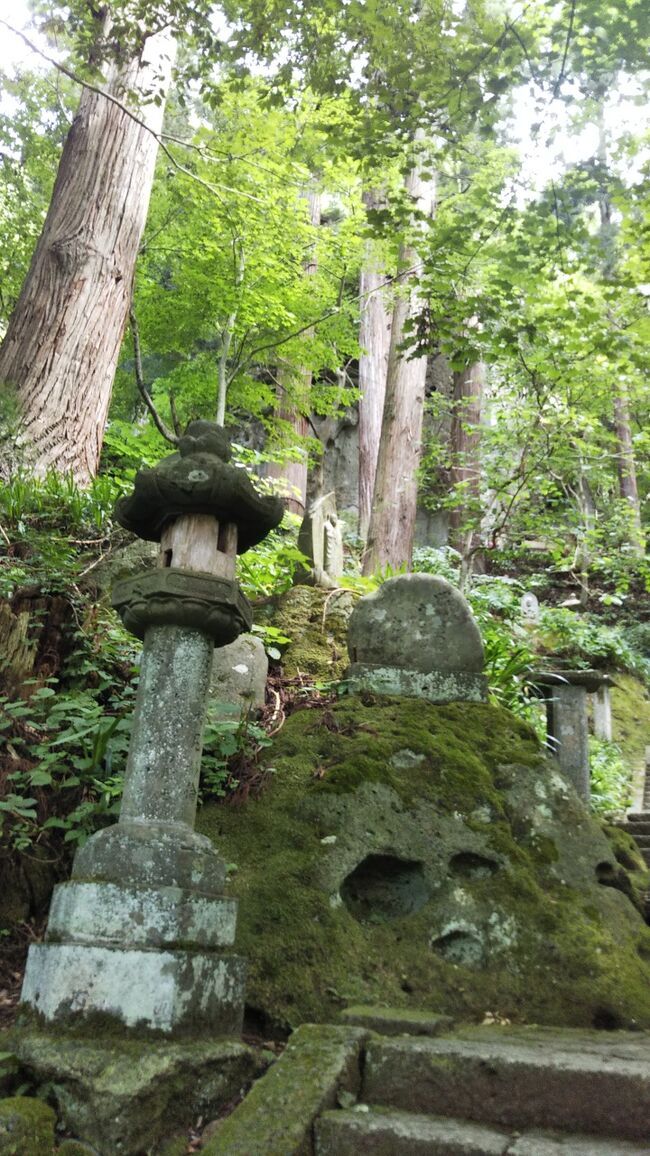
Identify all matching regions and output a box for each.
[362,1029,650,1141]
[315,1108,648,1155]
[622,832,650,847]
[339,1005,453,1037]
[618,821,650,835]
[626,812,650,823]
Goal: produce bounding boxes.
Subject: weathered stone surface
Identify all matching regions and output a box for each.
[72,822,226,893]
[202,1024,368,1156]
[21,943,245,1036]
[315,1107,511,1155]
[112,569,252,643]
[197,696,650,1031]
[257,584,354,680]
[0,1096,56,1156]
[339,1006,453,1037]
[362,1028,650,1140]
[209,633,268,720]
[347,574,484,675]
[315,1109,649,1155]
[114,420,284,550]
[46,881,237,949]
[12,1031,263,1156]
[297,492,344,588]
[346,664,486,704]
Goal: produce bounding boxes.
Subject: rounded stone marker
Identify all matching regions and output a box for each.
[347,574,484,674]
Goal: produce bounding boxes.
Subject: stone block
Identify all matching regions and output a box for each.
[362,1030,650,1140]
[46,880,237,950]
[209,633,268,720]
[347,574,484,676]
[315,1108,510,1155]
[346,663,487,704]
[202,1024,369,1156]
[72,822,226,893]
[339,1006,453,1037]
[21,943,245,1036]
[13,1030,263,1156]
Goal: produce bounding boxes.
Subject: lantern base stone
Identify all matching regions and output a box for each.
[21,942,245,1037]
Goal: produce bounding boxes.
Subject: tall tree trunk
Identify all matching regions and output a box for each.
[362,165,434,576]
[595,103,644,556]
[449,359,484,581]
[358,191,390,542]
[264,189,320,515]
[0,29,175,482]
[614,383,644,556]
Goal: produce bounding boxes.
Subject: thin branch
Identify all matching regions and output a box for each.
[552,0,577,99]
[0,19,264,204]
[129,308,179,445]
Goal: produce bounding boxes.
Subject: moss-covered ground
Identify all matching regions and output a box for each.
[198,695,650,1034]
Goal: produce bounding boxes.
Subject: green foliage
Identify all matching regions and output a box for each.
[589,737,633,817]
[0,470,127,598]
[538,607,650,682]
[200,709,272,800]
[0,681,132,853]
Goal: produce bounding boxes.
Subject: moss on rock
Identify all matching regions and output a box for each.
[199,695,650,1032]
[257,586,354,681]
[0,1096,56,1156]
[611,673,650,803]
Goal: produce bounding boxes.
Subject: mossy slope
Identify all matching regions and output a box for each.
[199,696,650,1032]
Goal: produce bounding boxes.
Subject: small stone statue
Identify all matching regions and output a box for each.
[297,491,344,588]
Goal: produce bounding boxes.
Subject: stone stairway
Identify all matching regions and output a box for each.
[618,811,650,867]
[314,1024,650,1155]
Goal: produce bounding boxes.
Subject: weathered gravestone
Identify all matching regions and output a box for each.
[209,632,268,721]
[346,573,487,703]
[520,591,540,623]
[20,422,283,1035]
[297,491,344,589]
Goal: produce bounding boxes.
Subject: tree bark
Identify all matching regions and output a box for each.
[264,189,321,516]
[614,384,645,556]
[362,166,434,576]
[0,29,175,482]
[449,360,484,577]
[358,191,390,542]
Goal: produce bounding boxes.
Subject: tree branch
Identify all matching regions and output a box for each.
[129,308,179,445]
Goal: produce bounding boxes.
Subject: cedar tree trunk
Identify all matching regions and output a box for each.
[358,191,390,543]
[0,29,175,482]
[449,360,484,574]
[362,166,434,575]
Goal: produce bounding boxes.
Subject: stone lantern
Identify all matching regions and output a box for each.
[21,422,283,1035]
[532,669,615,803]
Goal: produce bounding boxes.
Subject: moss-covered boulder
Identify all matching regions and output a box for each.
[0,1096,56,1156]
[257,586,354,680]
[9,1034,263,1156]
[198,695,650,1032]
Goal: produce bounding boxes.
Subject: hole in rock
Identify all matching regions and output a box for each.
[449,852,500,880]
[340,854,430,923]
[595,860,636,904]
[163,548,173,567]
[431,928,485,967]
[592,1007,624,1031]
[243,1005,290,1043]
